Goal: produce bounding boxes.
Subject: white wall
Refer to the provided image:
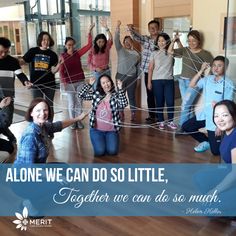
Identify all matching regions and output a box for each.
[0,5,24,21]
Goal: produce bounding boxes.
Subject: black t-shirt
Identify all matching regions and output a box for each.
[0,55,28,97]
[23,47,58,86]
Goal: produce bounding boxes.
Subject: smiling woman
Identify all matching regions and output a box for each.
[78,74,128,157]
[213,100,236,164]
[14,97,87,164]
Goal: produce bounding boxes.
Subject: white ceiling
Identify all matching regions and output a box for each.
[0,0,26,9]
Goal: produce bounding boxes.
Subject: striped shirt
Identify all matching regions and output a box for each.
[0,55,28,98]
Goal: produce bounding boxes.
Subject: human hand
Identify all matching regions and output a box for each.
[100,17,108,28]
[117,79,122,90]
[89,77,96,85]
[172,30,180,42]
[0,97,11,108]
[59,56,64,64]
[147,82,152,90]
[89,23,95,33]
[215,127,222,137]
[24,80,33,89]
[200,62,210,73]
[76,111,89,121]
[117,20,121,28]
[127,24,134,31]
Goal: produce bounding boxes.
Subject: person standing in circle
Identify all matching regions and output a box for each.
[59,24,95,129]
[21,31,58,120]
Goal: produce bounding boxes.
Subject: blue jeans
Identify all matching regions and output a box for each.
[178,77,190,99]
[152,79,175,122]
[178,77,199,126]
[90,128,119,156]
[92,68,111,90]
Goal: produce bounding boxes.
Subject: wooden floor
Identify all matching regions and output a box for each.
[1,85,236,236]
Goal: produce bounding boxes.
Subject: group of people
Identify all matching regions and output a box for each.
[0,18,235,165]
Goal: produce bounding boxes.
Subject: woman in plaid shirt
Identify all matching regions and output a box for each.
[78,74,128,156]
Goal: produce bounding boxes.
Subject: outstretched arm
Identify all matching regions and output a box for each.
[101,17,113,42]
[189,62,209,88]
[168,31,183,55]
[114,20,122,51]
[127,24,146,44]
[78,23,95,56]
[61,112,89,129]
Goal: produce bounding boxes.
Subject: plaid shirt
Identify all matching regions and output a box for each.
[14,121,62,164]
[78,84,128,131]
[130,30,156,73]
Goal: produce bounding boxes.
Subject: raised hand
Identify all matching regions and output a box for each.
[117,79,123,90]
[127,24,134,31]
[100,17,108,29]
[24,80,33,89]
[89,77,96,85]
[117,20,121,28]
[89,23,95,33]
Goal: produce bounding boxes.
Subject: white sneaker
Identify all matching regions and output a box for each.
[159,122,165,130]
[167,122,178,130]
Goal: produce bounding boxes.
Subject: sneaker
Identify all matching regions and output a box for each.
[145,117,155,124]
[167,122,178,130]
[77,121,84,129]
[159,122,165,130]
[70,123,77,130]
[194,141,210,153]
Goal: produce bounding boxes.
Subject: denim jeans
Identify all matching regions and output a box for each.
[152,79,175,122]
[63,81,84,119]
[178,77,199,126]
[178,77,191,100]
[92,68,111,90]
[90,128,119,156]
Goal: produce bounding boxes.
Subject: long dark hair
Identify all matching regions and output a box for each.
[96,74,115,95]
[64,36,76,53]
[213,100,236,127]
[93,34,107,54]
[25,97,52,122]
[154,32,171,53]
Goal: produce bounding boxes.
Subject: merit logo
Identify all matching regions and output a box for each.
[12,207,52,231]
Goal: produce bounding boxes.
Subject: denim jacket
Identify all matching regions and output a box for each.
[14,121,62,164]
